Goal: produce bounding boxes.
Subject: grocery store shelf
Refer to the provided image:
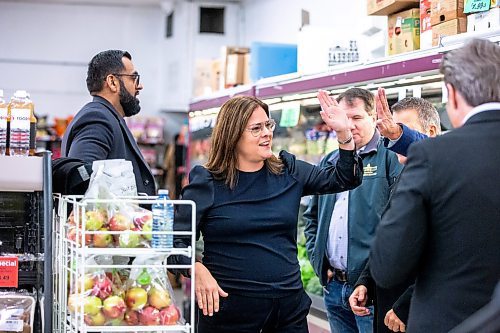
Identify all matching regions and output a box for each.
[0,155,44,192]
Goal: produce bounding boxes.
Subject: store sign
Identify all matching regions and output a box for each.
[190,114,217,132]
[280,102,301,127]
[464,0,490,13]
[0,257,19,288]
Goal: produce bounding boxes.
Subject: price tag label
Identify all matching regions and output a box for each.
[464,0,490,13]
[0,257,19,288]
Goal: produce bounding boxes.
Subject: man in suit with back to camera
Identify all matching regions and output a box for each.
[369,38,500,333]
[61,50,155,196]
[304,87,403,333]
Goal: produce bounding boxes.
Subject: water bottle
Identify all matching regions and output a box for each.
[0,90,7,155]
[8,90,33,156]
[152,189,174,249]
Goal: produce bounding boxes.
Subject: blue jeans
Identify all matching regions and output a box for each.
[324,279,374,333]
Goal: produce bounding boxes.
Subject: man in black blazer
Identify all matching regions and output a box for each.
[369,38,500,333]
[62,50,155,195]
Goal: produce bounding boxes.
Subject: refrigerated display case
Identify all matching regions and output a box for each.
[0,152,53,333]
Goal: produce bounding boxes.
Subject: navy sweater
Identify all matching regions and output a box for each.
[170,150,362,297]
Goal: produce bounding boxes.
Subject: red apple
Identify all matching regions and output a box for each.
[84,296,102,316]
[119,230,141,248]
[139,306,160,326]
[148,287,171,309]
[93,228,112,248]
[75,274,94,293]
[91,275,113,300]
[124,309,140,325]
[108,213,133,231]
[84,310,106,326]
[125,287,148,311]
[85,210,106,231]
[141,220,153,241]
[68,293,84,313]
[160,304,180,325]
[67,227,92,246]
[102,295,126,319]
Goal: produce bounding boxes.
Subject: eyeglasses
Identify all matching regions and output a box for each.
[112,73,140,86]
[245,119,276,137]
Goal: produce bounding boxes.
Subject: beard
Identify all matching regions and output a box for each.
[119,81,141,117]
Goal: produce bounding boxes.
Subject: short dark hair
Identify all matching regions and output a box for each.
[440,38,500,107]
[392,97,441,134]
[86,50,132,94]
[336,88,375,115]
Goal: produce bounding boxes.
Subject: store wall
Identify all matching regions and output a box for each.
[241,0,387,62]
[158,0,241,111]
[0,1,163,119]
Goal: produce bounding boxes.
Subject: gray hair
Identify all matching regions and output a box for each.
[440,38,500,107]
[392,97,441,135]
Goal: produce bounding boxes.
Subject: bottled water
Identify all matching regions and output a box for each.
[0,90,7,155]
[152,189,174,249]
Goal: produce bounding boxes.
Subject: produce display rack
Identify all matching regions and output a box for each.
[53,195,196,333]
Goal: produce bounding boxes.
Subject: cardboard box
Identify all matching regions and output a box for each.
[431,0,466,25]
[420,0,433,49]
[193,59,213,97]
[388,8,421,55]
[367,0,419,16]
[210,59,223,92]
[432,18,467,46]
[220,46,250,88]
[467,7,500,31]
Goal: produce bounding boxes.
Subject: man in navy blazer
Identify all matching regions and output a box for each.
[62,50,155,195]
[369,39,500,332]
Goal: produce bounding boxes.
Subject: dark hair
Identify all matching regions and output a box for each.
[205,96,283,189]
[336,88,375,115]
[392,97,441,134]
[440,38,500,107]
[86,50,132,94]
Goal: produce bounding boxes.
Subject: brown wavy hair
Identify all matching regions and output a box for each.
[205,96,283,189]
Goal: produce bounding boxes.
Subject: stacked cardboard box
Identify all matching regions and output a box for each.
[367,0,419,15]
[223,47,250,88]
[367,0,420,55]
[466,0,500,32]
[431,0,467,46]
[420,0,433,48]
[388,8,421,54]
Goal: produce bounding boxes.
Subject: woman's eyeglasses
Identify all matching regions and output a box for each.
[112,73,140,87]
[245,119,276,137]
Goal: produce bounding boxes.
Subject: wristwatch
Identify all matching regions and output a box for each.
[337,134,353,145]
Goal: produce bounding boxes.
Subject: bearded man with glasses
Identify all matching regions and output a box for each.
[61,50,155,195]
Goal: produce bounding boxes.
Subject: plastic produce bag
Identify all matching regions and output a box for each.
[85,159,137,198]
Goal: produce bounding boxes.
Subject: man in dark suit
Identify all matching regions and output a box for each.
[61,50,155,195]
[369,38,500,333]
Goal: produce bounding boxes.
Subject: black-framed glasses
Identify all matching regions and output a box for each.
[245,119,276,137]
[112,73,140,86]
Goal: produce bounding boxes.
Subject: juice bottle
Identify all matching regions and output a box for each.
[0,90,7,155]
[8,90,34,156]
[0,89,8,155]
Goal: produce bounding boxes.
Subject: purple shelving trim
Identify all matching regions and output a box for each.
[256,53,444,98]
[189,87,255,111]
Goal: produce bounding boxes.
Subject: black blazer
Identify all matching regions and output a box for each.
[62,96,155,196]
[369,108,500,333]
